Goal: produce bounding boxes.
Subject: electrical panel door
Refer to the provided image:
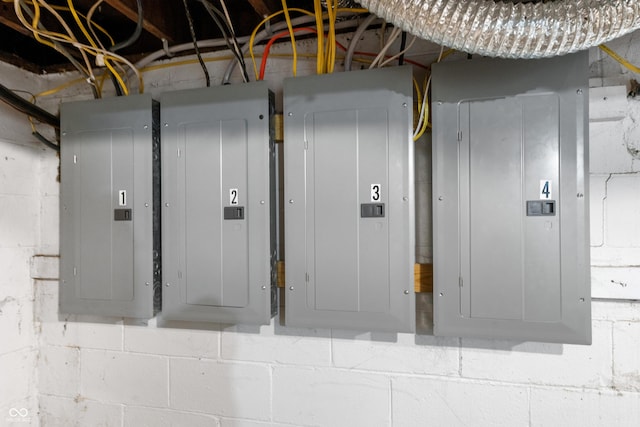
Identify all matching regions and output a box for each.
[161,82,276,324]
[60,95,160,318]
[432,52,591,344]
[284,66,415,332]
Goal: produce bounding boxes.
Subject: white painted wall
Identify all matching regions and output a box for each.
[2,29,640,426]
[0,60,49,426]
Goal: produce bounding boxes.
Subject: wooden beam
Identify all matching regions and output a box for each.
[104,0,175,42]
[0,3,32,37]
[277,261,434,293]
[247,0,279,18]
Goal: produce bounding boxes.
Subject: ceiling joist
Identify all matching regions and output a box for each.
[103,0,176,42]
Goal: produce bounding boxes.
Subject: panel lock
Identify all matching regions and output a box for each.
[114,209,132,221]
[526,200,556,216]
[224,206,245,220]
[361,203,385,218]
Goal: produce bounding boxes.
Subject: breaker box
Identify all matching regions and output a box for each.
[160,82,277,324]
[60,94,160,318]
[284,66,415,332]
[432,52,591,344]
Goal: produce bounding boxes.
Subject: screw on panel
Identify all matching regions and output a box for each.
[404,290,409,295]
[579,297,585,302]
[165,203,170,207]
[164,123,169,127]
[438,196,444,201]
[145,203,149,207]
[259,114,264,120]
[166,283,171,287]
[289,286,294,291]
[577,89,583,94]
[577,193,584,198]
[403,196,408,201]
[144,125,148,129]
[261,285,266,290]
[289,199,294,204]
[439,292,444,296]
[287,112,293,117]
[437,101,443,105]
[145,282,150,286]
[260,200,265,204]
[402,103,408,108]
[62,131,67,136]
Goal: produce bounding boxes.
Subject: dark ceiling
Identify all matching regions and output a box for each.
[0,0,310,73]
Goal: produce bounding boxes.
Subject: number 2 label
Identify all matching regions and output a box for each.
[230,188,239,205]
[371,184,381,202]
[540,180,552,199]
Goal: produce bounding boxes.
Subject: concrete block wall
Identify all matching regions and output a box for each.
[2,32,639,425]
[0,60,49,425]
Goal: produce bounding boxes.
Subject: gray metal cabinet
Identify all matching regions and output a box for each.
[284,66,415,332]
[60,95,160,318]
[432,52,591,344]
[160,82,276,324]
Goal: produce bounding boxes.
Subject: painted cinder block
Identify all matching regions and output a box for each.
[392,376,529,427]
[169,359,270,420]
[613,321,640,392]
[331,330,459,376]
[605,174,640,247]
[39,395,122,427]
[125,325,219,359]
[272,367,389,427]
[81,350,168,407]
[460,320,613,388]
[124,406,220,427]
[38,345,79,398]
[221,322,331,367]
[530,387,640,427]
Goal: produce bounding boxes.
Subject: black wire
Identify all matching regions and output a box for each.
[32,131,60,152]
[398,31,407,66]
[0,83,60,129]
[182,0,210,86]
[111,0,143,52]
[197,0,249,82]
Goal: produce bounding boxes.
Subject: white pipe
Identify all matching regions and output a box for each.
[358,0,640,58]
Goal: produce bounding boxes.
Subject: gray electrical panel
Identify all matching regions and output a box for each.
[432,52,591,344]
[284,66,415,332]
[161,82,276,324]
[60,94,160,318]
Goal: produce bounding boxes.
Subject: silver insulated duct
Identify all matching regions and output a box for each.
[358,0,640,58]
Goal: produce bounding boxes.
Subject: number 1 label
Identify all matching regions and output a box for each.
[539,180,552,199]
[118,190,127,206]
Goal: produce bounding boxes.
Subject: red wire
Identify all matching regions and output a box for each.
[258,27,429,79]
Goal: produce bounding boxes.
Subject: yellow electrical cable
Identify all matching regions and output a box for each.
[249,7,367,80]
[314,0,324,74]
[280,0,297,77]
[599,44,640,74]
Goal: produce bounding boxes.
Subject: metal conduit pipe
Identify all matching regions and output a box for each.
[358,0,640,58]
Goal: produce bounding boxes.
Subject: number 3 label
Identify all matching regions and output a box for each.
[540,180,552,199]
[230,188,239,205]
[371,184,381,202]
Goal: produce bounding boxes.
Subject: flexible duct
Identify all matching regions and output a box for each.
[358,0,640,58]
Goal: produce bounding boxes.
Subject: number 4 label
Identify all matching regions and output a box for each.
[540,180,552,200]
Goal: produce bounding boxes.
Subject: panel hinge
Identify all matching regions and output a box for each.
[305,272,309,283]
[457,130,462,141]
[459,276,463,287]
[73,155,77,164]
[177,148,181,158]
[73,267,77,276]
[304,140,308,150]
